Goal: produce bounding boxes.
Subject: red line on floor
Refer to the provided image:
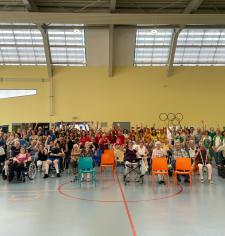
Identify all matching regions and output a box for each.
[116,172,137,236]
[56,179,183,203]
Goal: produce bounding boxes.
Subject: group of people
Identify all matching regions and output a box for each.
[0,121,224,184]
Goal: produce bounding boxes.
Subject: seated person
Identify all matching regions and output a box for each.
[151,141,167,184]
[37,144,48,172]
[136,141,148,173]
[195,141,213,184]
[8,146,31,181]
[3,141,21,179]
[172,140,190,183]
[124,141,139,181]
[44,141,62,178]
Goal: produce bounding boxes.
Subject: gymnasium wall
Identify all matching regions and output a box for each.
[0,66,225,128]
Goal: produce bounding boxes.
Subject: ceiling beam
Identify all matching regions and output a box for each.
[184,0,204,14]
[0,12,225,25]
[167,0,204,76]
[37,25,53,78]
[110,0,116,13]
[167,28,182,77]
[22,0,39,12]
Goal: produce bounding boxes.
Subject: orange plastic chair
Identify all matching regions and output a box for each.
[152,157,169,191]
[100,153,115,176]
[104,149,114,156]
[174,158,192,187]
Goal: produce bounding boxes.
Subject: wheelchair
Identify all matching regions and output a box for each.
[123,159,144,185]
[2,160,37,182]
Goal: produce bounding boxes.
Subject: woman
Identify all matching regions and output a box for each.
[70,144,80,175]
[124,141,139,181]
[151,141,167,184]
[9,146,31,181]
[195,141,213,184]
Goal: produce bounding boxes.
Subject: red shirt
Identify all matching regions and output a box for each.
[116,134,125,145]
[95,134,102,144]
[80,136,91,145]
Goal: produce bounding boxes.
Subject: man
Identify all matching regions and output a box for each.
[172,140,190,183]
[212,129,223,164]
[194,128,202,146]
[44,141,62,178]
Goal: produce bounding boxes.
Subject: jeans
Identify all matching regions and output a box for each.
[214,151,223,165]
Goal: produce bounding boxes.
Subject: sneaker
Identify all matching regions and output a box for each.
[56,173,60,177]
[200,179,204,183]
[209,180,214,184]
[43,174,49,179]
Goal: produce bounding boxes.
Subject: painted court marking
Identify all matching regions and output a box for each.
[116,172,137,236]
[57,179,183,203]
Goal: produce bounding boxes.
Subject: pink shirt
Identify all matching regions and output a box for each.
[16,153,29,164]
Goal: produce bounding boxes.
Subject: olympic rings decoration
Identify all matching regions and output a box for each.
[159,113,183,124]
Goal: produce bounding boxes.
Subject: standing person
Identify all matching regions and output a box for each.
[70,144,80,175]
[194,128,202,146]
[212,129,223,165]
[195,141,213,184]
[98,133,109,151]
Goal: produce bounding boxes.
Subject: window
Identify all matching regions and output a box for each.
[134,28,173,66]
[48,25,86,66]
[174,29,225,66]
[0,24,46,65]
[0,89,37,99]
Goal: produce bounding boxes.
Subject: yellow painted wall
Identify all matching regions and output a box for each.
[0,66,225,128]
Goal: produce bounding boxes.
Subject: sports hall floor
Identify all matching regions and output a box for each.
[0,168,224,236]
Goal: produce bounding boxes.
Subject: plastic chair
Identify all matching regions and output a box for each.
[174,157,192,187]
[151,157,169,191]
[78,157,96,187]
[100,153,115,176]
[104,149,114,156]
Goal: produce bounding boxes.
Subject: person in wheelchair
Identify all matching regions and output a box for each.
[124,141,142,182]
[7,146,32,182]
[44,141,62,178]
[2,141,21,179]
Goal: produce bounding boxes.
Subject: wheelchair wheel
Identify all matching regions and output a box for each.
[27,163,37,180]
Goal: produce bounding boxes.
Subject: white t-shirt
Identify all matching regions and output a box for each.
[136,145,147,156]
[215,136,222,148]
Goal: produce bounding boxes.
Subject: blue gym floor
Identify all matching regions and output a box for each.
[0,168,224,236]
